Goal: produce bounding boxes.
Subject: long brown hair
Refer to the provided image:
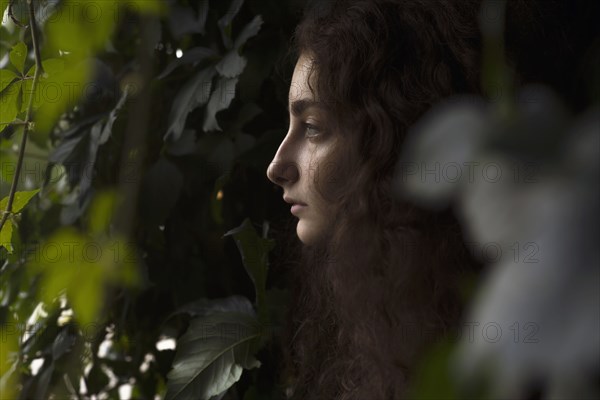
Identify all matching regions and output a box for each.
[278,1,485,399]
[270,0,600,398]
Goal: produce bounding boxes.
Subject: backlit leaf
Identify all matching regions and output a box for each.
[0,80,21,126]
[0,69,18,93]
[0,189,40,213]
[45,0,117,55]
[0,219,13,254]
[9,42,27,74]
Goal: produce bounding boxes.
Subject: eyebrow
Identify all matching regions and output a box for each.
[288,99,322,117]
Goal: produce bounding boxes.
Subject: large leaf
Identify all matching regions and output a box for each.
[165,66,216,141]
[9,42,27,74]
[165,296,262,400]
[203,77,238,132]
[224,219,275,323]
[0,69,18,93]
[0,189,40,213]
[21,58,67,115]
[45,0,118,55]
[215,52,247,79]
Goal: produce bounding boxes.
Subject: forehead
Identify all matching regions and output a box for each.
[288,54,316,104]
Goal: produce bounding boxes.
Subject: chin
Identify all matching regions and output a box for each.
[296,220,316,245]
[296,219,326,246]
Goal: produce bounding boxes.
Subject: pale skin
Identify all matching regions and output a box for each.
[266,53,351,245]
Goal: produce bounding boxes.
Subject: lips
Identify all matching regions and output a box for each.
[284,196,307,216]
[283,196,307,206]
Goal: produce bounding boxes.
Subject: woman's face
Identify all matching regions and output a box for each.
[266,54,351,245]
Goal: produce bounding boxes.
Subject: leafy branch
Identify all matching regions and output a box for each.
[0,0,44,234]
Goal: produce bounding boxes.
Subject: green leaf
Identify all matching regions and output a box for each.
[224,219,275,324]
[9,42,27,74]
[0,80,21,126]
[28,228,138,326]
[33,58,92,135]
[203,77,238,132]
[0,189,40,213]
[0,219,13,254]
[26,58,66,77]
[16,58,68,116]
[0,1,9,19]
[88,190,118,236]
[45,0,118,55]
[165,296,262,400]
[0,69,18,93]
[0,189,40,252]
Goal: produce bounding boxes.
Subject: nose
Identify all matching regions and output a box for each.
[266,134,299,187]
[266,159,299,187]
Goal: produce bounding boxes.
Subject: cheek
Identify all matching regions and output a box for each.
[310,150,352,201]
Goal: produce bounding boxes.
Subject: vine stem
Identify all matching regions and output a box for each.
[0,0,44,233]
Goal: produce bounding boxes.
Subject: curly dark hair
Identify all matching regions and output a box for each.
[271,0,598,399]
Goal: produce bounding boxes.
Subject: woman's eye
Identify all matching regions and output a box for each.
[304,123,321,138]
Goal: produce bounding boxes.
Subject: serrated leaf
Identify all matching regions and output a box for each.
[215,52,247,78]
[9,42,27,74]
[165,66,216,141]
[165,296,262,400]
[203,77,238,132]
[0,69,18,93]
[233,15,263,49]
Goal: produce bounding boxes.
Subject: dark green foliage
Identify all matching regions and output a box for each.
[1,0,302,398]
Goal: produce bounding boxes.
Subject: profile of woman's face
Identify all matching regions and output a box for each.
[266,54,351,245]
